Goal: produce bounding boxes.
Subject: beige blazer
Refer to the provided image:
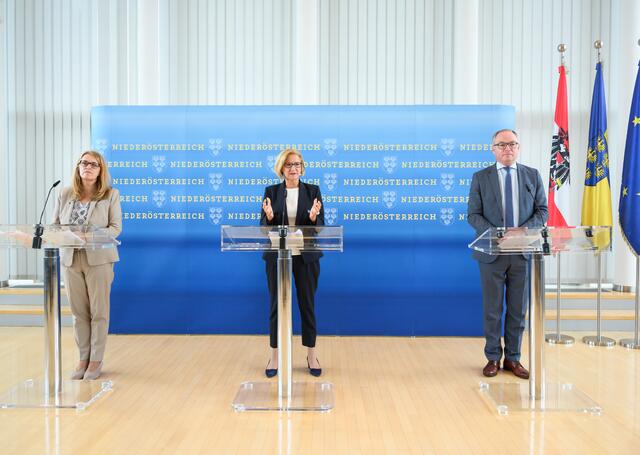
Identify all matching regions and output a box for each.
[52,186,122,267]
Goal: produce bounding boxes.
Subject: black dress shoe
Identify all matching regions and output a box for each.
[265,359,277,378]
[307,357,322,377]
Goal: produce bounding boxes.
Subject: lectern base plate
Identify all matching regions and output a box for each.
[232,381,334,412]
[479,382,601,416]
[0,378,113,410]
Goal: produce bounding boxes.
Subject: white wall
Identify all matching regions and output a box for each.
[2,0,638,283]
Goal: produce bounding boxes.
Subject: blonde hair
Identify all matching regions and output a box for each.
[273,148,306,179]
[71,151,112,200]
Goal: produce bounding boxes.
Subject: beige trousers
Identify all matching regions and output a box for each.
[62,250,114,362]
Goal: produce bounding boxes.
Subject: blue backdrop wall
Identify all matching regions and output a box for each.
[91,105,514,335]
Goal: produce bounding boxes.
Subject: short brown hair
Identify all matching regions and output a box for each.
[71,151,112,200]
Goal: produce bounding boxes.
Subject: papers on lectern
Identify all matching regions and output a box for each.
[497,232,539,251]
[268,229,304,250]
[0,230,33,247]
[41,229,86,247]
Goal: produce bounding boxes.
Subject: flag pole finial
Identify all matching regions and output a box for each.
[594,40,603,62]
[557,44,567,67]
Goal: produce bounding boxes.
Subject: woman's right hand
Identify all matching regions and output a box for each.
[262,197,274,221]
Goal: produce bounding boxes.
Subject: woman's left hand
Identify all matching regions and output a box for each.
[309,198,322,223]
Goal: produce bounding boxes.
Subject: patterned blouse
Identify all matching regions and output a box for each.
[69,201,90,225]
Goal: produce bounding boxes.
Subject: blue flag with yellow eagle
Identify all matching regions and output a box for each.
[581,62,613,231]
[620,61,640,255]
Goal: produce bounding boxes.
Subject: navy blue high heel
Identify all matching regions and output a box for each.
[265,359,277,378]
[306,357,322,377]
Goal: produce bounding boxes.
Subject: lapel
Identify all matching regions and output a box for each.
[487,165,503,218]
[60,189,75,224]
[62,200,74,224]
[277,182,287,224]
[295,182,307,226]
[516,165,529,226]
[85,200,97,225]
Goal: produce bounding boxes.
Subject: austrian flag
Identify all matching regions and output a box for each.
[548,65,571,226]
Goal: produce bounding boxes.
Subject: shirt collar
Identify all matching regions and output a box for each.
[496,162,518,171]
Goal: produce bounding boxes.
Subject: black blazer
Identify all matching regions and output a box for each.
[261,181,324,264]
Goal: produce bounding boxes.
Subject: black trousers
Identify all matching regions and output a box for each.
[266,256,320,348]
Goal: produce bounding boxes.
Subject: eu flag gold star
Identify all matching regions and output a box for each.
[633,116,640,126]
[622,186,629,197]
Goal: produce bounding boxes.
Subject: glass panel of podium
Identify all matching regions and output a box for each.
[221,225,343,412]
[469,226,611,415]
[0,224,119,409]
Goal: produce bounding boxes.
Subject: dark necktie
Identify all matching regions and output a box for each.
[504,166,514,227]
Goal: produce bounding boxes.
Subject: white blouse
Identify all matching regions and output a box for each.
[286,188,299,226]
[285,188,300,256]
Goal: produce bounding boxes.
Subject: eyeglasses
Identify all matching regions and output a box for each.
[78,160,100,169]
[492,142,519,150]
[284,162,302,169]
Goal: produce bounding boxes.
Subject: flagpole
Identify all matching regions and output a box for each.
[618,40,640,350]
[546,252,574,344]
[582,40,615,348]
[583,249,616,347]
[546,43,573,345]
[595,40,603,63]
[620,256,640,349]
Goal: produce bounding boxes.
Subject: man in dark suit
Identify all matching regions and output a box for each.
[468,129,548,379]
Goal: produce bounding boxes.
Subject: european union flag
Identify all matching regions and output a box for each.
[581,62,612,234]
[620,61,640,255]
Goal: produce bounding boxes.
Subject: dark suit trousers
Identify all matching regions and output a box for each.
[266,256,320,348]
[479,255,528,362]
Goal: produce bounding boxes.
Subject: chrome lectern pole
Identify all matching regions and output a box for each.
[43,248,62,403]
[529,253,546,403]
[276,246,293,409]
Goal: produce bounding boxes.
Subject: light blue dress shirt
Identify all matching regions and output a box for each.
[496,162,519,227]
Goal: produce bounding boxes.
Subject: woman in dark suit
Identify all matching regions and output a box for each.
[261,148,324,377]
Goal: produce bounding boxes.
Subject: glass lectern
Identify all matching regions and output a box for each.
[221,225,343,411]
[469,226,611,414]
[0,224,120,409]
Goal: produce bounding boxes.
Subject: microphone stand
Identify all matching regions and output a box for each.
[34,180,63,401]
[32,180,61,249]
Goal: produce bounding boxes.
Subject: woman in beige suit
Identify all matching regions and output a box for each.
[53,151,122,380]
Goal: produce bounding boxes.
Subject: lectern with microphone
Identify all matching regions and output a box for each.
[0,222,119,409]
[470,226,611,415]
[221,225,342,412]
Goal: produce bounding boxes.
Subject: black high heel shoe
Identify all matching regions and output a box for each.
[306,357,322,377]
[265,359,277,378]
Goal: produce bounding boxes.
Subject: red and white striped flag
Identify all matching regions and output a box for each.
[548,65,571,226]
